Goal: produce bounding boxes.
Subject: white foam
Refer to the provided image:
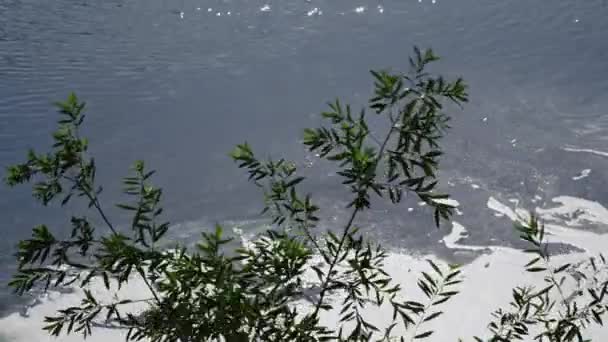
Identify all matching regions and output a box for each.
[310,220,608,341]
[0,277,151,341]
[563,146,608,158]
[4,233,608,342]
[531,194,542,203]
[442,222,486,251]
[572,168,591,181]
[306,7,320,16]
[354,6,365,13]
[536,196,608,227]
[488,195,608,253]
[260,4,271,12]
[487,196,529,222]
[4,197,608,341]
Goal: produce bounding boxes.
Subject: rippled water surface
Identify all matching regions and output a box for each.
[1,0,608,315]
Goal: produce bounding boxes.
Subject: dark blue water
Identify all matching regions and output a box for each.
[2,0,608,316]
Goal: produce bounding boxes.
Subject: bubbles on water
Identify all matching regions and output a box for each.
[572,169,591,181]
[355,6,366,14]
[377,5,384,13]
[304,155,315,168]
[307,8,322,16]
[260,4,271,12]
[207,8,212,12]
[179,11,184,19]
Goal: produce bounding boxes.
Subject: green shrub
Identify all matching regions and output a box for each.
[6,48,607,342]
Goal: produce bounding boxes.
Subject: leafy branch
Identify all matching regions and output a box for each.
[233,47,468,340]
[472,216,608,342]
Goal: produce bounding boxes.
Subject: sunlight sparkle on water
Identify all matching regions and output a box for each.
[307,8,321,16]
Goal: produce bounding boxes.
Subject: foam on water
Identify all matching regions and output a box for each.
[536,196,608,228]
[2,195,608,341]
[563,146,608,158]
[442,221,487,251]
[572,168,591,181]
[487,196,529,222]
[310,200,608,340]
[0,277,150,341]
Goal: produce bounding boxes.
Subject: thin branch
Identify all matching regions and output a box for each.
[137,267,161,305]
[313,107,397,317]
[63,175,117,234]
[312,206,359,317]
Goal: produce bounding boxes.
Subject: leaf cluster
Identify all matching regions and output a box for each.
[7,47,606,342]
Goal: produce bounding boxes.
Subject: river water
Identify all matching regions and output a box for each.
[1,0,608,339]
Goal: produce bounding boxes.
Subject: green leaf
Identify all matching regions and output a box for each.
[423,311,443,322]
[427,259,442,277]
[414,330,434,339]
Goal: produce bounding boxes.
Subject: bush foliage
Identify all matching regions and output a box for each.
[6,48,608,341]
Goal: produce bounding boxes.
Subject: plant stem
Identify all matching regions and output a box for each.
[63,175,117,234]
[137,267,161,305]
[538,233,569,311]
[312,207,359,316]
[69,121,118,235]
[409,277,444,342]
[312,109,397,317]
